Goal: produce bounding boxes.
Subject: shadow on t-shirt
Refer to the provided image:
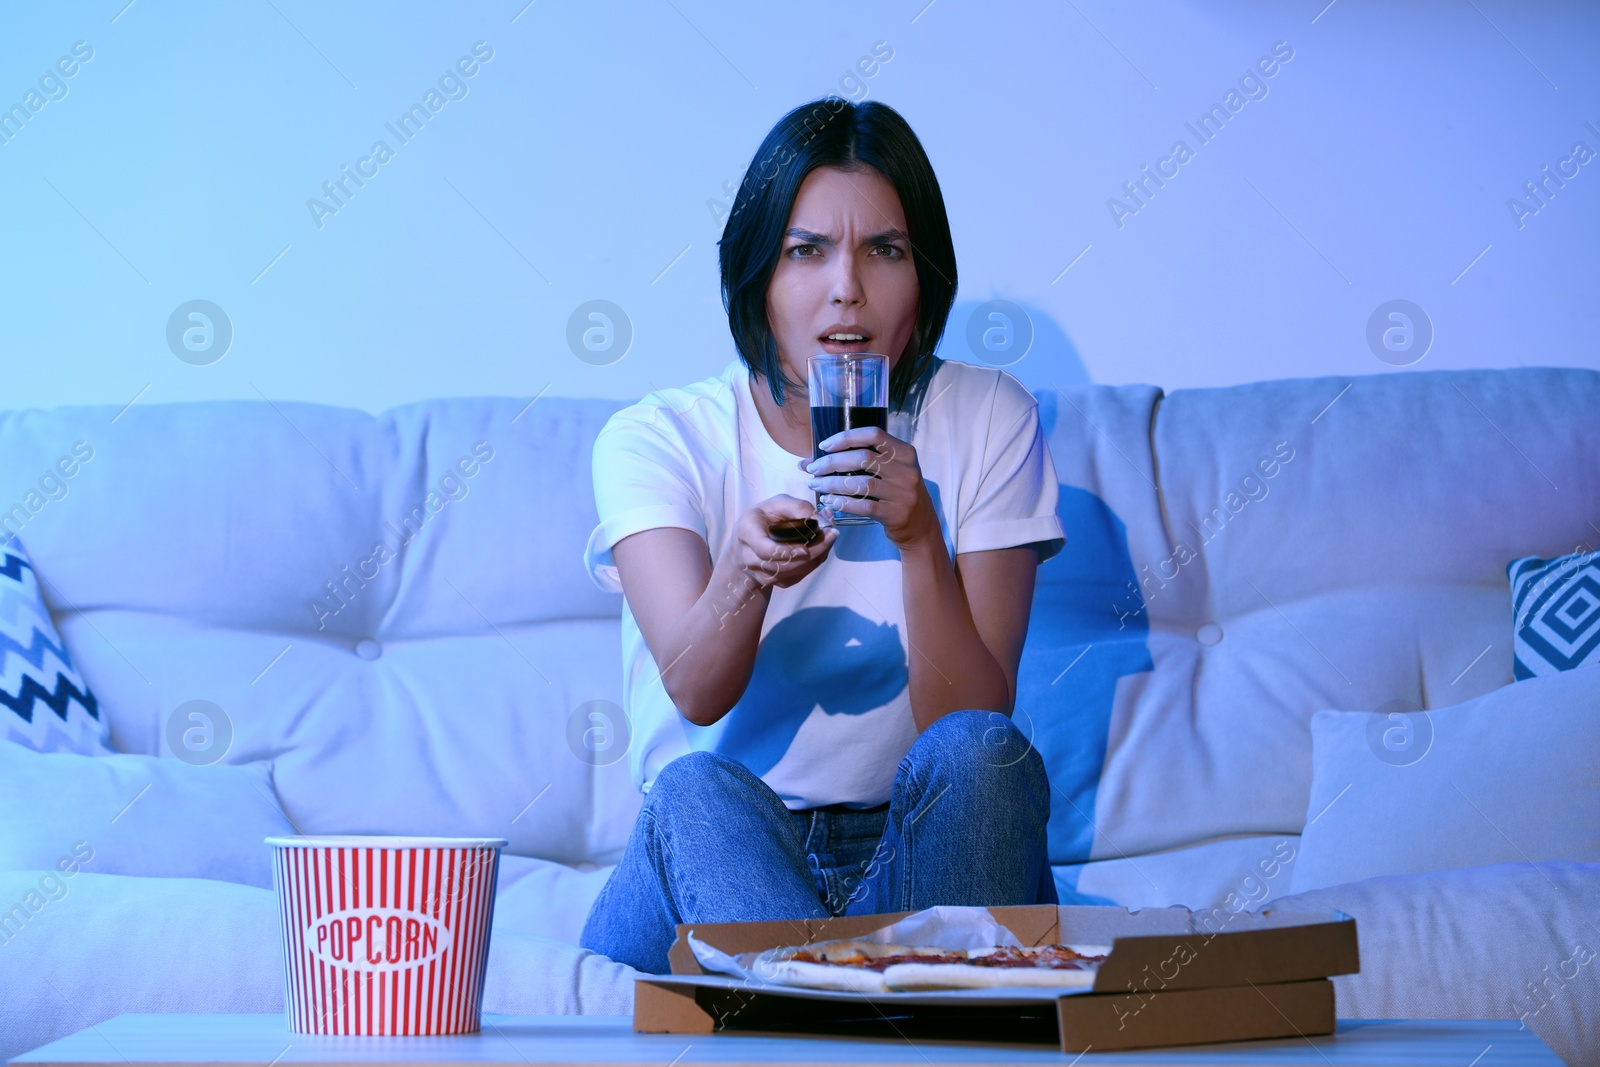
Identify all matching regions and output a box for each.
[713,605,909,777]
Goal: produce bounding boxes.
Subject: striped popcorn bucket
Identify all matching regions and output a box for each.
[265,836,507,1035]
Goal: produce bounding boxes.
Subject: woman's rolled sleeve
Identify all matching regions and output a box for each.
[955,376,1066,563]
[583,412,706,594]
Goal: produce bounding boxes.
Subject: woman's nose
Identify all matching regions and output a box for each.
[829,259,865,305]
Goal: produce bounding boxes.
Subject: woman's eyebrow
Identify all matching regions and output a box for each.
[785,227,909,245]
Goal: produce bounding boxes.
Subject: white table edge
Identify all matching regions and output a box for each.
[8,1013,1562,1067]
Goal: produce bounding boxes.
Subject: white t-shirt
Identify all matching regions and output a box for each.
[582,356,1065,810]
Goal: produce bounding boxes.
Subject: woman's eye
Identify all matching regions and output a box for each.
[789,244,817,258]
[872,244,902,257]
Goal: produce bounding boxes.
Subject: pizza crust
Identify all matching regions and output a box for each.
[882,961,1099,990]
[758,959,892,993]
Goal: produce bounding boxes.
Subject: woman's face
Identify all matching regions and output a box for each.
[765,165,919,399]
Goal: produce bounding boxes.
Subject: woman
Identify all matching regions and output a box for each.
[579,98,1066,975]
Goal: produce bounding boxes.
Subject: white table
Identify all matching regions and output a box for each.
[10,1014,1561,1067]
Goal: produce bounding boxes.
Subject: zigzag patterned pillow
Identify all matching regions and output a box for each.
[1,534,111,754]
[1509,550,1600,679]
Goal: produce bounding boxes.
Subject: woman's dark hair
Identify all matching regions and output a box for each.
[717,98,957,412]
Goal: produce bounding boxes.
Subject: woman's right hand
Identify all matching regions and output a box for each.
[725,494,838,594]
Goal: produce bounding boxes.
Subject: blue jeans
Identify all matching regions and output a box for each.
[579,709,1057,974]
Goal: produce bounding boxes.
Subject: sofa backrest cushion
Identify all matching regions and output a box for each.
[1025,368,1600,863]
[0,397,640,865]
[5,367,1597,872]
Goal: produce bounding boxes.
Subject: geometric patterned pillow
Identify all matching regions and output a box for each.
[1,533,111,754]
[1508,550,1600,680]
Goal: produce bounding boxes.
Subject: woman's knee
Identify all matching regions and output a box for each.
[912,708,1034,764]
[646,750,768,812]
[906,709,1048,794]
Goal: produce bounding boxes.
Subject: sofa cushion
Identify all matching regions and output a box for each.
[0,398,642,867]
[1510,550,1600,678]
[494,853,613,944]
[1054,834,1301,910]
[481,930,636,1017]
[58,612,643,868]
[1087,368,1600,863]
[0,741,296,888]
[1290,669,1600,894]
[1022,369,1600,866]
[7,370,1600,887]
[1,535,108,756]
[1267,862,1600,1067]
[0,399,624,637]
[0,870,636,1067]
[0,871,284,1066]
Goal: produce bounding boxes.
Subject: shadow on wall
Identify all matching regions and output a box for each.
[1015,393,1153,866]
[938,298,1106,838]
[946,299,1091,387]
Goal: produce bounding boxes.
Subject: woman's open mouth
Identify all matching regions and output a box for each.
[818,330,875,354]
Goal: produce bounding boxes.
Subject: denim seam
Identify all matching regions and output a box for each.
[894,750,926,909]
[644,808,699,924]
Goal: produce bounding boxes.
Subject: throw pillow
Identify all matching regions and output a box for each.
[1508,549,1600,678]
[0,741,298,889]
[1289,667,1600,895]
[1,535,110,755]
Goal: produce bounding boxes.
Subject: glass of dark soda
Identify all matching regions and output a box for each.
[807,353,888,527]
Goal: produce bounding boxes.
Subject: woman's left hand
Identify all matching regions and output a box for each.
[802,427,941,549]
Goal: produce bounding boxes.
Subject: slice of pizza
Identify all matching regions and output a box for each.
[746,940,970,993]
[883,944,1112,990]
[743,939,1112,993]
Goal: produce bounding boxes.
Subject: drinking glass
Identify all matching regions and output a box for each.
[808,353,889,527]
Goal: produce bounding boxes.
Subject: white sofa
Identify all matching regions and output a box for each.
[1,366,1596,1064]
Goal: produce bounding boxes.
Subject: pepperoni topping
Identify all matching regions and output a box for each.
[968,945,1108,970]
[789,950,967,972]
[787,945,1107,971]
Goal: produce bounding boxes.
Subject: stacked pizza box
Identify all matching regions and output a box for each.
[635,904,1360,1053]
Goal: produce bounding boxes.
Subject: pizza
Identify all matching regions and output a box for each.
[746,938,1111,992]
[740,940,938,992]
[887,944,1111,990]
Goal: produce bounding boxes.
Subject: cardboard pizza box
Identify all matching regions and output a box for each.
[634,903,1359,1053]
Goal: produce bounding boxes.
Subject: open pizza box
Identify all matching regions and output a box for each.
[634,903,1359,1053]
